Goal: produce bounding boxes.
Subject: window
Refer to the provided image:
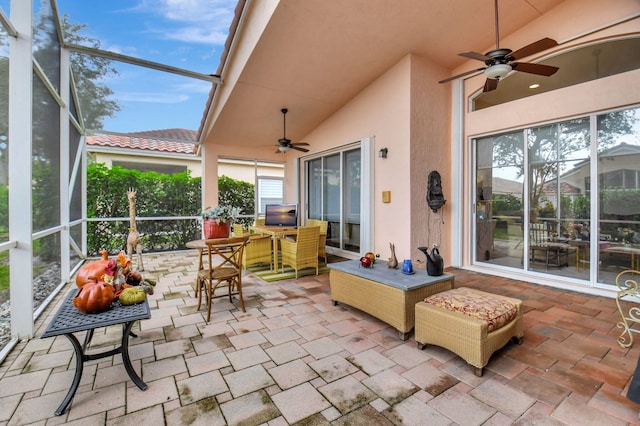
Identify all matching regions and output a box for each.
[473,37,640,110]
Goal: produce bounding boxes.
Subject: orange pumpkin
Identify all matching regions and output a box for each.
[73,281,115,314]
[76,250,110,288]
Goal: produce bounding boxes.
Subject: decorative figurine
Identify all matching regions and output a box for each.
[126,188,144,271]
[388,243,398,269]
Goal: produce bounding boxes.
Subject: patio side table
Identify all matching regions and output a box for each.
[41,288,151,415]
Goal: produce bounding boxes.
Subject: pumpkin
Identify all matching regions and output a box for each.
[73,281,115,314]
[76,250,110,288]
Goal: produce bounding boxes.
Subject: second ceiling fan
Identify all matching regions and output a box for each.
[439,0,559,92]
[275,108,310,153]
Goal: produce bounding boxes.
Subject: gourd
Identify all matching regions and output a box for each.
[119,287,146,305]
[73,281,115,313]
[76,250,110,288]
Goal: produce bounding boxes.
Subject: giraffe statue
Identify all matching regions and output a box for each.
[126,188,144,271]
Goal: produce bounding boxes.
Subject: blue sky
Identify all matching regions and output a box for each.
[56,0,238,134]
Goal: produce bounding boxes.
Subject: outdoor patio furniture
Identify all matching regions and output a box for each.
[615,269,640,348]
[41,288,150,415]
[415,287,523,377]
[529,222,572,269]
[196,236,250,322]
[280,225,320,278]
[249,224,299,273]
[328,259,454,340]
[233,224,273,270]
[306,218,328,264]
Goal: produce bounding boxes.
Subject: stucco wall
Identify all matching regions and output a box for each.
[202,144,283,209]
[286,53,454,263]
[409,55,452,266]
[289,56,413,259]
[92,152,201,177]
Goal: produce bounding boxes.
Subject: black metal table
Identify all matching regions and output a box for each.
[41,288,150,415]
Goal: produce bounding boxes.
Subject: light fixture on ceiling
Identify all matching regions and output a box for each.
[484,63,512,80]
[278,145,291,153]
[529,83,540,89]
[378,148,388,158]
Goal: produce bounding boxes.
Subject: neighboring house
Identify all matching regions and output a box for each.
[86,129,202,177]
[199,0,640,294]
[86,128,286,213]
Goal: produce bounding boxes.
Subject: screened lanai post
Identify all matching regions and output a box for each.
[8,0,35,340]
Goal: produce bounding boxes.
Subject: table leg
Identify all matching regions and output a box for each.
[56,333,85,415]
[121,321,147,390]
[273,236,279,273]
[195,248,204,298]
[54,322,147,416]
[82,329,94,352]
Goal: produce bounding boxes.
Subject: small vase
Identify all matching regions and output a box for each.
[203,219,230,239]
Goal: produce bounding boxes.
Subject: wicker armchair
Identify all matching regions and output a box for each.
[233,224,273,270]
[196,235,249,322]
[280,225,320,278]
[306,219,328,264]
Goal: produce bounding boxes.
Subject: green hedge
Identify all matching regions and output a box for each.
[86,164,256,256]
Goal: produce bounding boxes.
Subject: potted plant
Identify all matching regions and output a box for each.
[201,205,240,239]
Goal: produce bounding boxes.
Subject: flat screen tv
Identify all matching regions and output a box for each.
[264,204,298,227]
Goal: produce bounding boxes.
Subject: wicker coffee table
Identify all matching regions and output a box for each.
[328,260,454,340]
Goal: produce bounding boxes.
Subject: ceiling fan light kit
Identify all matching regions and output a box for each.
[274,108,310,154]
[484,63,512,79]
[439,0,559,92]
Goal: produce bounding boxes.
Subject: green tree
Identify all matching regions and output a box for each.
[491,112,636,220]
[492,193,521,217]
[61,14,120,130]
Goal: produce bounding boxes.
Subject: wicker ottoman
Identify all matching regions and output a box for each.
[415,287,524,376]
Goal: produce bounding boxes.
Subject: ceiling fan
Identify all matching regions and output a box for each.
[439,0,559,92]
[275,108,310,153]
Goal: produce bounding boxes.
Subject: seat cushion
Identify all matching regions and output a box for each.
[424,288,518,332]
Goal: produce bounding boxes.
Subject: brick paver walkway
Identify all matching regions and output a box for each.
[1,251,639,425]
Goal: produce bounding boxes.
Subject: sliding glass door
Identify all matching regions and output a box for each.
[306,147,361,254]
[473,105,640,287]
[597,107,640,285]
[475,131,525,269]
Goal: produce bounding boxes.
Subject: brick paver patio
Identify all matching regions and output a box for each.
[1,250,639,425]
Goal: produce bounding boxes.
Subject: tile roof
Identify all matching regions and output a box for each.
[86,129,199,155]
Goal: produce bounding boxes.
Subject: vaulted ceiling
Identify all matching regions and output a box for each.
[203,0,566,149]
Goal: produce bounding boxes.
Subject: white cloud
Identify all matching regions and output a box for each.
[174,80,213,94]
[164,26,228,45]
[139,0,235,45]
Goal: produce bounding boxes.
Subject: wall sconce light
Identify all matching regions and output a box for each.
[378,148,388,158]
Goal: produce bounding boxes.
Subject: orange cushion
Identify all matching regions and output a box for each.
[424,288,518,332]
